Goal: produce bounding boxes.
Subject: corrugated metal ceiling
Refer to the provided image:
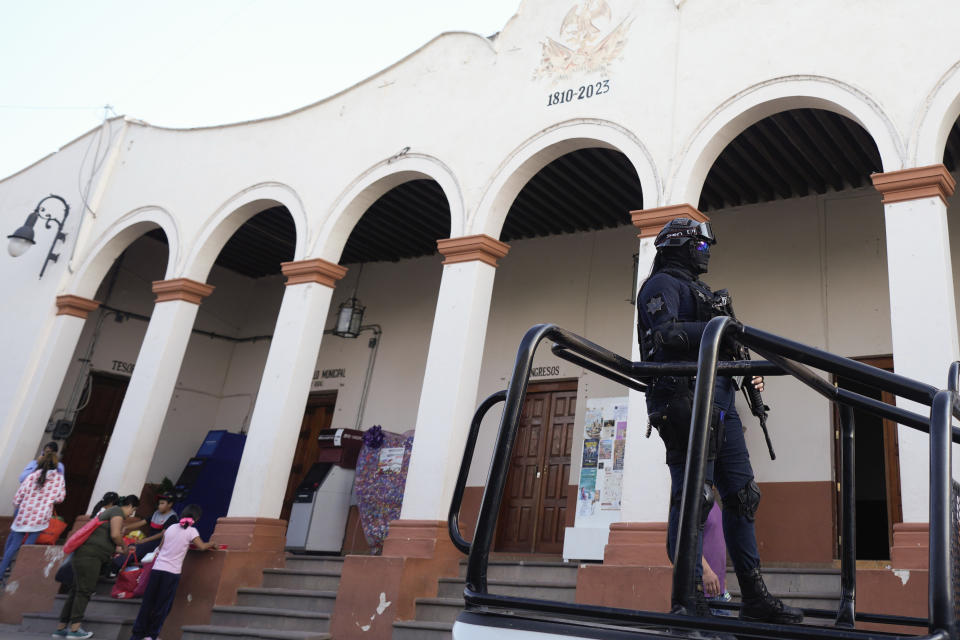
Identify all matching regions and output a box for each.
[147,108,959,279]
[699,108,882,211]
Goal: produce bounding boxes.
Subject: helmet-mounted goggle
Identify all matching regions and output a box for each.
[655,221,716,248]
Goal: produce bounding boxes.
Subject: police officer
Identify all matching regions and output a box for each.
[637,217,802,624]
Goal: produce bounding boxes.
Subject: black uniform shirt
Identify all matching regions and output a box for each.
[637,267,712,363]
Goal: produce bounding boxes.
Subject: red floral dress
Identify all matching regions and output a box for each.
[13,470,65,532]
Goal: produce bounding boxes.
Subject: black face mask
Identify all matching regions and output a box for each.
[689,240,710,274]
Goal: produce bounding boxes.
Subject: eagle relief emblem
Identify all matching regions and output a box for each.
[534,0,633,81]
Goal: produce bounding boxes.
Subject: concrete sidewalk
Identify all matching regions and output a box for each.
[0,623,53,640]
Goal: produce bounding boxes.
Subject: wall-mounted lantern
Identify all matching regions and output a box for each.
[333,297,365,338]
[7,194,70,278]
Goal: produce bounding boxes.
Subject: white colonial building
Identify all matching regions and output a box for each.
[1,0,959,636]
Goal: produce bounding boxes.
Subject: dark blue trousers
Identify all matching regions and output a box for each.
[660,380,761,575]
[130,569,180,640]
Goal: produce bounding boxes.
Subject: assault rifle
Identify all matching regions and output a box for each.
[712,289,776,460]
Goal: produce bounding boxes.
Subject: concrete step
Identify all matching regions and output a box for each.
[0,630,54,640]
[437,577,576,603]
[21,612,131,640]
[693,607,839,627]
[457,560,579,584]
[260,568,341,591]
[53,594,141,619]
[95,576,117,597]
[209,606,331,633]
[414,597,465,624]
[281,555,344,574]
[730,590,841,611]
[725,567,840,595]
[181,625,330,640]
[234,587,338,613]
[392,620,452,640]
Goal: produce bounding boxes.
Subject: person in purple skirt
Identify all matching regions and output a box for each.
[701,501,733,615]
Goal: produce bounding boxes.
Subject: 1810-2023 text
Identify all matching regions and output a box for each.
[547,79,610,106]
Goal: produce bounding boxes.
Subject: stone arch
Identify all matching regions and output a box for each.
[69,206,179,299]
[181,182,308,282]
[311,154,464,263]
[913,60,960,166]
[472,119,660,239]
[670,76,904,207]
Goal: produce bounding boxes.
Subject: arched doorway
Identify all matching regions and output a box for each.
[142,204,299,537]
[55,231,169,525]
[303,177,452,548]
[695,106,897,561]
[486,146,644,554]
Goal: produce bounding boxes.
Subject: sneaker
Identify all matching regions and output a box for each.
[51,630,67,638]
[66,629,93,639]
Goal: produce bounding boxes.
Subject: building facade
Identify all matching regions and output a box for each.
[1,0,959,635]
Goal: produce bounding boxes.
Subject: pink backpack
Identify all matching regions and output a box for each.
[62,517,106,555]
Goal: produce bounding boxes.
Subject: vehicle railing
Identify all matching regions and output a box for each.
[678,317,959,637]
[448,320,960,639]
[448,389,506,555]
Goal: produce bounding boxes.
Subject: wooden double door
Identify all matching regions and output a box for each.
[496,381,577,554]
[60,372,129,526]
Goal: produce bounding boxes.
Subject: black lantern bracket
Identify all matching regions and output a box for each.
[7,194,70,279]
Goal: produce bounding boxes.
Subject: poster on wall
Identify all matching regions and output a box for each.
[575,396,628,523]
[581,439,598,468]
[577,468,597,515]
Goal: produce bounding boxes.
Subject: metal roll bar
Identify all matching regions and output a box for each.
[449,320,959,639]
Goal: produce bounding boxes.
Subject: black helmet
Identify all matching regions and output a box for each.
[654,217,716,249]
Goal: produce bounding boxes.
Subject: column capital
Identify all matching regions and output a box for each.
[55,294,100,319]
[152,278,215,304]
[871,164,956,206]
[280,258,348,288]
[437,234,510,267]
[630,204,709,239]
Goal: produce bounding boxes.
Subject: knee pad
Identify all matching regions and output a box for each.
[700,482,715,526]
[724,479,761,522]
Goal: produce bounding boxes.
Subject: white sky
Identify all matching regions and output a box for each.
[0,0,521,179]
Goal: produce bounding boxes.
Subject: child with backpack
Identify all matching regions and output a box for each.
[129,504,213,640]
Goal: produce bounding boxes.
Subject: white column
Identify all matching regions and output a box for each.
[400,235,509,521]
[873,166,960,523]
[227,259,346,519]
[89,279,213,506]
[620,205,708,523]
[0,296,100,513]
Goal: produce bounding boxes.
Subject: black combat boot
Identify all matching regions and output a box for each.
[737,567,803,624]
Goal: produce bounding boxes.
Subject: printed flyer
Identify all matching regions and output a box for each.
[581,439,599,468]
[575,396,628,525]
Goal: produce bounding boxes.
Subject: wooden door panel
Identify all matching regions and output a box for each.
[496,384,577,554]
[522,464,538,499]
[497,390,548,552]
[535,390,576,554]
[60,373,129,526]
[539,505,561,544]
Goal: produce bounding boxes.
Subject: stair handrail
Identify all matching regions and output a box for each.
[448,390,507,555]
[458,320,958,638]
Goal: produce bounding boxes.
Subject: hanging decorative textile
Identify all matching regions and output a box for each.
[353,427,414,554]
